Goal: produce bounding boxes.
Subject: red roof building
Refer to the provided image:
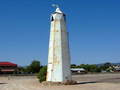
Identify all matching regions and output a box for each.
[0,62,17,74]
[0,62,17,66]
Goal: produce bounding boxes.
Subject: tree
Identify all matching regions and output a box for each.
[79,64,100,72]
[71,64,77,68]
[104,62,112,67]
[100,62,112,71]
[17,66,29,74]
[28,60,41,73]
[37,66,47,82]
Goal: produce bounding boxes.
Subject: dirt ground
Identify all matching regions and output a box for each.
[0,73,120,90]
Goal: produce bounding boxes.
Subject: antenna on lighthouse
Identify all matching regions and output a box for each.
[52,4,62,13]
[52,4,59,8]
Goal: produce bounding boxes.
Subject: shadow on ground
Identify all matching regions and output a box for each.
[0,83,7,85]
[76,81,97,85]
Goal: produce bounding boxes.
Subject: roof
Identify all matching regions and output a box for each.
[0,62,17,66]
[55,8,63,13]
[71,68,85,71]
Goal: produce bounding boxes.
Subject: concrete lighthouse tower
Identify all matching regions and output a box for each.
[47,6,72,82]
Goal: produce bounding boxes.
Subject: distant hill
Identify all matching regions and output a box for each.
[112,63,120,65]
[96,62,120,66]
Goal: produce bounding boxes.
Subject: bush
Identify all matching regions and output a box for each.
[37,66,47,82]
[29,60,41,73]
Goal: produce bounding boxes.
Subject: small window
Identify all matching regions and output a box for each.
[51,16,54,21]
[63,14,66,21]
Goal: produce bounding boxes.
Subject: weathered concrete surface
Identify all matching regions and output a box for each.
[0,73,120,90]
[47,7,71,82]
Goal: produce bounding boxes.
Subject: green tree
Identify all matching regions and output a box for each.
[28,60,41,73]
[79,64,100,72]
[100,62,112,71]
[71,64,77,68]
[37,66,47,82]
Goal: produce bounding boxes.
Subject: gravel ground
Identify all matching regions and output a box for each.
[0,73,120,90]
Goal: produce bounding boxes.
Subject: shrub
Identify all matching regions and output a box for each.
[37,66,47,82]
[29,60,41,73]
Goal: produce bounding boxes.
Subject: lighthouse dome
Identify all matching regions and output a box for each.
[55,8,63,13]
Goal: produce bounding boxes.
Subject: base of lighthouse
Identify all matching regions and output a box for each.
[47,31,71,82]
[41,80,77,86]
[46,7,72,82]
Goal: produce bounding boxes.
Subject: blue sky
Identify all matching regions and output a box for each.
[0,0,120,66]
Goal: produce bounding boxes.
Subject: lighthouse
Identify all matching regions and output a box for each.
[47,6,72,82]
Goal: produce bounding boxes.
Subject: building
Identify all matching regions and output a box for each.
[113,65,120,72]
[47,6,72,82]
[0,62,17,74]
[71,68,86,74]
